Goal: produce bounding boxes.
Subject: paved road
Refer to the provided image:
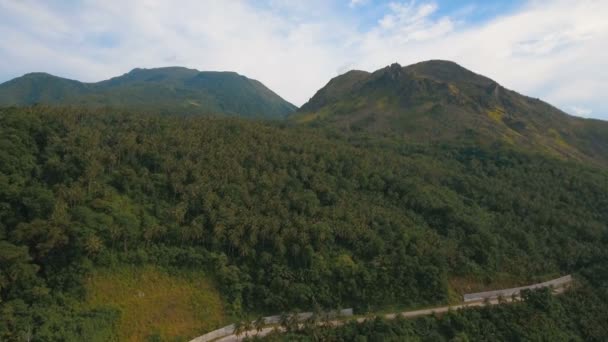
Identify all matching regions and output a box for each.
[200,276,572,342]
[214,290,569,342]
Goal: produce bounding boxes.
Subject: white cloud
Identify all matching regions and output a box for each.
[349,0,367,8]
[570,106,592,118]
[0,0,606,120]
[374,1,453,43]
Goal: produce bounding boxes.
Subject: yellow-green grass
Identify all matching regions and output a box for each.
[294,111,320,124]
[375,97,390,110]
[84,266,225,342]
[547,128,571,149]
[447,83,460,96]
[294,106,337,124]
[487,107,505,122]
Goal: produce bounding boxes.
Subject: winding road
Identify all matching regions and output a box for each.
[214,296,525,341]
[191,275,572,342]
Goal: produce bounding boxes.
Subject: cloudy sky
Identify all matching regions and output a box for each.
[1,0,607,119]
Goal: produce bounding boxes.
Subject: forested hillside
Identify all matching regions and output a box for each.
[1,106,607,341]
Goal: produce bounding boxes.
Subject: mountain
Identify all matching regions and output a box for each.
[295,60,608,166]
[0,67,297,118]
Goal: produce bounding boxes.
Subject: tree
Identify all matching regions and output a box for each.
[254,316,266,333]
[233,320,244,338]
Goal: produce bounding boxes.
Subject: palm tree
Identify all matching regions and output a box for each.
[254,316,266,333]
[287,312,300,333]
[233,321,244,338]
[279,312,291,332]
[242,319,253,338]
[304,311,319,331]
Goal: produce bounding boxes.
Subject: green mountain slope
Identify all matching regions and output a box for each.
[295,60,608,166]
[0,67,297,118]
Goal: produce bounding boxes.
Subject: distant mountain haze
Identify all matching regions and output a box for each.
[0,67,297,118]
[295,60,608,167]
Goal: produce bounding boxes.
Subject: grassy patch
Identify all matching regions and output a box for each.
[376,96,390,110]
[487,107,505,122]
[84,266,225,342]
[448,83,460,95]
[294,112,320,123]
[547,128,571,149]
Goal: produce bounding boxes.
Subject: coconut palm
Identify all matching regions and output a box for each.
[254,316,266,333]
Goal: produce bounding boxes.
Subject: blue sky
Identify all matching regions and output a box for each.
[349,0,525,28]
[0,0,607,120]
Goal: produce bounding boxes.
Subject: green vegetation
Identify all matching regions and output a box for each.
[1,105,607,340]
[0,67,296,118]
[296,60,608,167]
[254,285,608,341]
[84,266,225,341]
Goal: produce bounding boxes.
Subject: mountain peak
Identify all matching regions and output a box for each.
[372,62,407,82]
[381,62,404,74]
[412,59,461,67]
[127,66,199,74]
[0,67,296,118]
[20,72,66,81]
[405,59,495,86]
[295,60,608,166]
[10,72,82,85]
[23,72,53,77]
[118,66,201,82]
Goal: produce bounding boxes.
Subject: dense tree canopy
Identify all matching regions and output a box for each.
[0,106,607,340]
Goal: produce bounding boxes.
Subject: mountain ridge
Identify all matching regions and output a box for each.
[0,67,297,118]
[295,60,608,167]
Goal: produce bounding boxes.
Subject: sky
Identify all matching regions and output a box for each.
[0,0,607,120]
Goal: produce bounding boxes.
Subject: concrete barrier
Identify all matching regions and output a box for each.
[463,275,572,302]
[189,308,353,342]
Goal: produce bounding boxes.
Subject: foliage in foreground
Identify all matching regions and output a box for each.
[0,106,607,340]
